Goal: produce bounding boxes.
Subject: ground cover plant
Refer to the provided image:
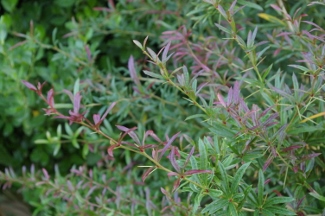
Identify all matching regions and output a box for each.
[1,0,325,215]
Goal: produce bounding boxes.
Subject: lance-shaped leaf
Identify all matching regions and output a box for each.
[93,102,116,129]
[231,162,250,193]
[116,125,140,145]
[128,55,141,87]
[158,132,180,161]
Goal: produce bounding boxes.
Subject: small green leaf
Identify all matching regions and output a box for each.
[198,139,208,170]
[309,191,325,202]
[228,203,238,216]
[288,64,310,74]
[218,161,229,192]
[206,188,223,199]
[34,139,49,144]
[143,70,163,79]
[215,23,231,34]
[238,0,263,10]
[73,78,80,95]
[65,123,73,136]
[262,64,273,79]
[53,143,61,156]
[192,192,205,214]
[185,114,206,121]
[192,79,197,93]
[1,0,19,12]
[266,206,296,215]
[52,28,58,45]
[264,197,295,207]
[198,139,208,185]
[258,169,264,205]
[231,163,251,193]
[133,40,143,50]
[202,198,229,214]
[72,139,80,149]
[288,125,324,134]
[57,124,62,138]
[147,47,158,60]
[82,144,89,158]
[210,123,236,138]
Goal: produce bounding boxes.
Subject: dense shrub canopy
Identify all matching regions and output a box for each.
[0,0,324,215]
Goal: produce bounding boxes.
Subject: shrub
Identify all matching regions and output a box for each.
[1,0,325,215]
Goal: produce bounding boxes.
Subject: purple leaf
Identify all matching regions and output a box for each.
[169,147,180,173]
[73,92,82,113]
[116,125,140,145]
[167,172,179,177]
[46,89,55,107]
[128,56,141,87]
[263,157,273,171]
[162,41,171,62]
[282,145,302,152]
[22,80,37,91]
[184,146,195,168]
[93,114,101,125]
[94,102,117,128]
[142,167,155,182]
[184,169,212,175]
[158,132,180,161]
[172,178,181,192]
[217,93,226,107]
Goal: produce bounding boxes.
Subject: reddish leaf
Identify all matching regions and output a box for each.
[184,169,212,176]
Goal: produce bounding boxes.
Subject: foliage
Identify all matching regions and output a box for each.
[1,0,325,215]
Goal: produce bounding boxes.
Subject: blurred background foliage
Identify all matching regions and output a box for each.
[0,0,325,214]
[0,0,199,173]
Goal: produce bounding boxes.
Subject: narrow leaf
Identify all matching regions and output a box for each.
[231,163,250,193]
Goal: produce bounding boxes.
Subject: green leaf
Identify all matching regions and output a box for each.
[1,0,19,12]
[288,125,324,134]
[288,64,310,74]
[53,143,61,156]
[215,23,231,34]
[218,161,229,192]
[262,64,273,79]
[133,40,143,50]
[72,139,80,149]
[210,123,236,138]
[228,203,238,216]
[34,139,50,144]
[261,208,275,216]
[198,139,208,170]
[57,124,62,138]
[266,206,296,215]
[192,79,198,93]
[238,0,263,10]
[73,78,80,95]
[147,47,158,60]
[242,152,263,162]
[185,114,206,121]
[65,123,73,136]
[206,188,223,199]
[192,192,205,214]
[264,197,295,207]
[309,191,325,202]
[231,163,250,193]
[82,144,89,158]
[202,198,229,214]
[257,169,264,205]
[143,70,163,79]
[198,139,208,185]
